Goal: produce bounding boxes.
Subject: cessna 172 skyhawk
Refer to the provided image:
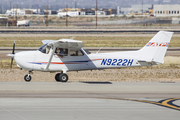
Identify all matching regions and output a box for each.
[7,31,173,82]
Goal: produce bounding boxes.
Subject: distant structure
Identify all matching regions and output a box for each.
[117,6,120,15]
[154,5,180,16]
[57,8,117,17]
[81,8,95,15]
[5,9,41,16]
[57,8,80,17]
[121,5,152,15]
[0,17,8,25]
[6,9,25,16]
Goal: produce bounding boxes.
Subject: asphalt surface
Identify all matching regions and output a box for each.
[0,82,180,120]
[0,98,179,120]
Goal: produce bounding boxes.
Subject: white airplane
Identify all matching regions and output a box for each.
[7,31,173,82]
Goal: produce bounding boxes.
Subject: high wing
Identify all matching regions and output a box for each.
[44,39,84,49]
[44,39,84,71]
[42,40,55,45]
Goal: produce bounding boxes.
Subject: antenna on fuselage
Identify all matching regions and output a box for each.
[70,36,76,40]
[96,47,103,54]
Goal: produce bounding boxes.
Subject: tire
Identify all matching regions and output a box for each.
[55,73,61,82]
[59,74,68,82]
[24,75,31,82]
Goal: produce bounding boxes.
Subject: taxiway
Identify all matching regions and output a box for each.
[0,82,179,120]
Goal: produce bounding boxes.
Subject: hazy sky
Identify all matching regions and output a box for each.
[0,0,178,13]
[1,0,173,8]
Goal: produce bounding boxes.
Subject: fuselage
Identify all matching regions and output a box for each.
[14,48,152,72]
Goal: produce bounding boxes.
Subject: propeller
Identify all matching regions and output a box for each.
[10,41,15,69]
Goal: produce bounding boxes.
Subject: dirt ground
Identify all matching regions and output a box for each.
[1,68,180,82]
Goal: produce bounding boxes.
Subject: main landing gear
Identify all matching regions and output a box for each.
[24,71,32,82]
[55,72,69,82]
[23,71,69,82]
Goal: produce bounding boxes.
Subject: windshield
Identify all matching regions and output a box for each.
[38,44,51,54]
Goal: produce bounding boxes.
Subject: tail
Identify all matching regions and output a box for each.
[138,31,173,64]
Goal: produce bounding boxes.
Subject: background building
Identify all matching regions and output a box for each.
[0,17,8,26]
[154,5,180,16]
[5,9,41,16]
[121,5,152,15]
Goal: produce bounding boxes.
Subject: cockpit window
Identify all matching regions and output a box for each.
[38,44,51,54]
[70,49,84,56]
[83,49,91,54]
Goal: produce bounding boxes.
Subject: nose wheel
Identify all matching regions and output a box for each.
[24,75,31,82]
[55,73,68,82]
[24,71,32,82]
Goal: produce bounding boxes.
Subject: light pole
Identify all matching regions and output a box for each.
[96,0,98,28]
[66,4,68,27]
[142,0,143,15]
[45,5,48,27]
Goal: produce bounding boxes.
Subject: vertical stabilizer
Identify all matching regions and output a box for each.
[138,31,173,64]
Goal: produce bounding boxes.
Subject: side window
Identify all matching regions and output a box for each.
[55,48,68,56]
[70,49,84,56]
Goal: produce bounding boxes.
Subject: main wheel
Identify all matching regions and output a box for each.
[55,73,61,82]
[24,75,31,82]
[59,74,68,82]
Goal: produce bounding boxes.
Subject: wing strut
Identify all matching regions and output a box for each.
[45,44,56,70]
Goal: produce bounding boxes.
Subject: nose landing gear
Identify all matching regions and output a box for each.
[24,71,32,82]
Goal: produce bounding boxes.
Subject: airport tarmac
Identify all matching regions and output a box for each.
[0,82,180,120]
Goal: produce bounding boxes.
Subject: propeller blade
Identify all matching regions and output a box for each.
[10,41,15,69]
[10,58,14,69]
[12,41,15,54]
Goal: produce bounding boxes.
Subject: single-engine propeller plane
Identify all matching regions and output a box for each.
[7,31,173,82]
